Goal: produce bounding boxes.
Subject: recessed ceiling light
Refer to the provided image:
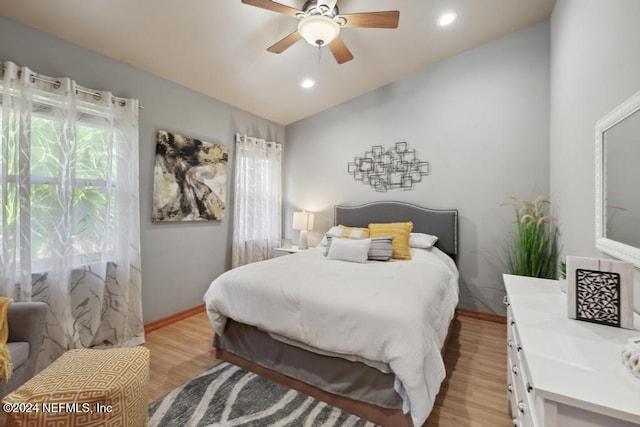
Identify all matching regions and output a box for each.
[301,78,316,89]
[438,12,457,27]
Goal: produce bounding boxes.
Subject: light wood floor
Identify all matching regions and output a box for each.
[144,311,510,426]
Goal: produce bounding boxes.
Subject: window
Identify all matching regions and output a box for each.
[232,135,282,267]
[0,61,142,366]
[1,100,118,273]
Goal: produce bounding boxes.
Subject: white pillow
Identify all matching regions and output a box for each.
[318,226,342,246]
[325,235,394,261]
[326,237,371,263]
[410,232,438,249]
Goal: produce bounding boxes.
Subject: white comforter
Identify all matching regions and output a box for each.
[204,247,459,426]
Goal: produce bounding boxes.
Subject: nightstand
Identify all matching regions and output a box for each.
[273,246,308,256]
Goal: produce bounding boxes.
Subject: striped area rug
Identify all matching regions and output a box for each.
[148,361,378,426]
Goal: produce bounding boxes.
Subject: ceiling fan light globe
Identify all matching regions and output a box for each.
[298,15,340,47]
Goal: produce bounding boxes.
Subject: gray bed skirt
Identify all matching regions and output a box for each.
[214,319,404,409]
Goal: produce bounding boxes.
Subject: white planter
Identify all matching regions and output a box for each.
[559,277,567,293]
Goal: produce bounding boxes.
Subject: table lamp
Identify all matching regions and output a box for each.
[292,211,315,250]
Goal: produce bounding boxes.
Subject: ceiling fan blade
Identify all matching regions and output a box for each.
[336,11,400,28]
[267,31,302,54]
[241,0,302,17]
[328,37,354,64]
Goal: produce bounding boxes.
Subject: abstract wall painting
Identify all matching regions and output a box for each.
[153,130,228,222]
[347,142,429,192]
[566,256,634,329]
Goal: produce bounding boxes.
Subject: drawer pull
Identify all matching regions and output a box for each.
[507,384,513,394]
[517,345,523,352]
[511,365,518,375]
[508,339,514,349]
[527,382,533,393]
[511,320,516,326]
[512,416,519,426]
[503,296,510,306]
[517,400,526,414]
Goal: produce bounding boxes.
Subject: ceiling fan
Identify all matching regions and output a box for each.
[241,0,400,64]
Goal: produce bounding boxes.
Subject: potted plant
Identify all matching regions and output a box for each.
[501,196,559,279]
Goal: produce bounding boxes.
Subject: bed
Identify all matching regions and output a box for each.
[204,201,459,426]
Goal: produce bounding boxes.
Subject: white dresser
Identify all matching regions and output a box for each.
[504,274,640,427]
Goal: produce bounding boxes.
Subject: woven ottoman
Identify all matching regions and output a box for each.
[2,347,149,427]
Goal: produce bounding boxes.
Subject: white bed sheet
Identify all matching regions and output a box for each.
[204,246,459,426]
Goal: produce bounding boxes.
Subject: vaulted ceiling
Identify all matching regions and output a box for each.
[0,0,555,125]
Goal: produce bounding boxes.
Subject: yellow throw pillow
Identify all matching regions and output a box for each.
[337,225,370,239]
[368,222,413,260]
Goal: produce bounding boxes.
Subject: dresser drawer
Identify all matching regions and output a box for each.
[507,305,538,427]
[513,362,536,426]
[507,307,524,357]
[507,368,520,426]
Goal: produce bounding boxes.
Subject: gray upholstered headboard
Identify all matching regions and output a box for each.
[334,201,458,259]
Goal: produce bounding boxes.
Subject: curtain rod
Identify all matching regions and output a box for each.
[1,65,143,110]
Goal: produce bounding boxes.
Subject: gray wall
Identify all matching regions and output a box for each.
[0,15,285,323]
[550,0,640,312]
[284,22,551,314]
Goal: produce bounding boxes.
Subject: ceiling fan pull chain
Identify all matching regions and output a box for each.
[318,45,322,64]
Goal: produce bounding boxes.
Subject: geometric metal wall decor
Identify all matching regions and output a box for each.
[347,141,429,192]
[566,256,634,329]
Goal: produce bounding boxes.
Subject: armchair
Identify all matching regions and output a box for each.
[0,302,47,398]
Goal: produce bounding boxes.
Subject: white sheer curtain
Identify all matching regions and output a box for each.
[232,134,282,268]
[0,61,143,368]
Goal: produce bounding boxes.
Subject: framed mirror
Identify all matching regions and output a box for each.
[596,89,640,267]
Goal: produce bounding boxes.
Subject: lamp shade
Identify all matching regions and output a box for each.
[292,211,315,231]
[297,15,340,47]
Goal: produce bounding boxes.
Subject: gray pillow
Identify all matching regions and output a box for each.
[325,235,395,261]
